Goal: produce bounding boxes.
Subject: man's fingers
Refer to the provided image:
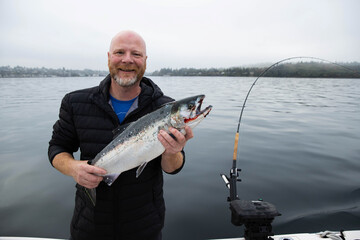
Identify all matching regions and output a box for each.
[84,172,103,183]
[85,164,107,176]
[159,130,176,146]
[77,172,103,189]
[158,127,192,155]
[73,161,106,188]
[160,127,185,143]
[183,126,194,140]
[81,175,103,189]
[169,127,186,143]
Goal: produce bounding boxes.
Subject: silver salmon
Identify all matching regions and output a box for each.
[90,95,212,186]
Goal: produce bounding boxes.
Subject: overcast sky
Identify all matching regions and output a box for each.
[0,0,359,72]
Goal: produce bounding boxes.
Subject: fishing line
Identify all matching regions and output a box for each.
[232,56,360,165]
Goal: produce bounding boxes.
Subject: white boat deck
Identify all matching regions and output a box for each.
[1,230,359,240]
[210,230,360,240]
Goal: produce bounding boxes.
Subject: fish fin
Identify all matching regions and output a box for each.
[136,162,148,178]
[103,173,120,186]
[158,101,174,109]
[112,123,132,139]
[84,188,96,206]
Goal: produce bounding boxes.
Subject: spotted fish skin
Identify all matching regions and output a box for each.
[90,95,212,186]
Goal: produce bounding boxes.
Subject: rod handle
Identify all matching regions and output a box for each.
[233,132,239,161]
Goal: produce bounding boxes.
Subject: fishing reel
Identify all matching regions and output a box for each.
[221,165,280,240]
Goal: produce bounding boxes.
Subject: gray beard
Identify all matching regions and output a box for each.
[113,75,138,87]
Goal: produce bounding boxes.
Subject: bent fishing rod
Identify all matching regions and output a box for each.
[223,56,360,201]
[220,56,360,240]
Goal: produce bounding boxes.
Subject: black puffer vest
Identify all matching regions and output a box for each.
[48,75,177,240]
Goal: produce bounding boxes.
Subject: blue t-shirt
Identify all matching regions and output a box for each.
[110,95,137,123]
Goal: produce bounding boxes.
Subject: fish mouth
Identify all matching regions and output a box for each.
[184,96,212,123]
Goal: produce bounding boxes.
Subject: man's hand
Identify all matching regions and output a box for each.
[70,160,107,189]
[158,126,193,173]
[158,126,193,154]
[52,152,107,189]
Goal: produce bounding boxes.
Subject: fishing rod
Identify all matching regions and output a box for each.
[221,56,360,240]
[228,56,359,199]
[234,56,359,172]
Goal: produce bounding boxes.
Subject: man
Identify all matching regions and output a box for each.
[48,30,193,240]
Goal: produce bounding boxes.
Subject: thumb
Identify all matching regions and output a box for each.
[84,162,107,175]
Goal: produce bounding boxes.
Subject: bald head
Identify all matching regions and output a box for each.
[109,30,147,55]
[107,30,148,90]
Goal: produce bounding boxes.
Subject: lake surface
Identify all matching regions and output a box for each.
[0,76,359,239]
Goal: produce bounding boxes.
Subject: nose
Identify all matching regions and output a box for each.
[121,52,134,64]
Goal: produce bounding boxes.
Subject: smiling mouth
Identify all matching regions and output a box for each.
[120,69,135,72]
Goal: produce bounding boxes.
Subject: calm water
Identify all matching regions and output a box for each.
[0,76,359,239]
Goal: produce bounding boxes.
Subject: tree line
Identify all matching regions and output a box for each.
[0,66,108,78]
[1,62,360,78]
[150,62,360,78]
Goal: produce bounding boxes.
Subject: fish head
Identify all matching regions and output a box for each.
[170,95,212,129]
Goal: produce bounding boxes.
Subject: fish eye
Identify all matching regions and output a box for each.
[188,103,194,109]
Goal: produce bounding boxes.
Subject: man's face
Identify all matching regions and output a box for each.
[108,33,147,87]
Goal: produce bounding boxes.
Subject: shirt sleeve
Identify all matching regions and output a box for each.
[48,93,79,165]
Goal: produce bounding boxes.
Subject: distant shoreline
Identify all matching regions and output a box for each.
[1,62,360,78]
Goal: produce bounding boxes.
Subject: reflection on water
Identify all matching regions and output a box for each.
[0,76,359,239]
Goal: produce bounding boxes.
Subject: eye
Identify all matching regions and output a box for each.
[132,52,143,57]
[188,103,194,109]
